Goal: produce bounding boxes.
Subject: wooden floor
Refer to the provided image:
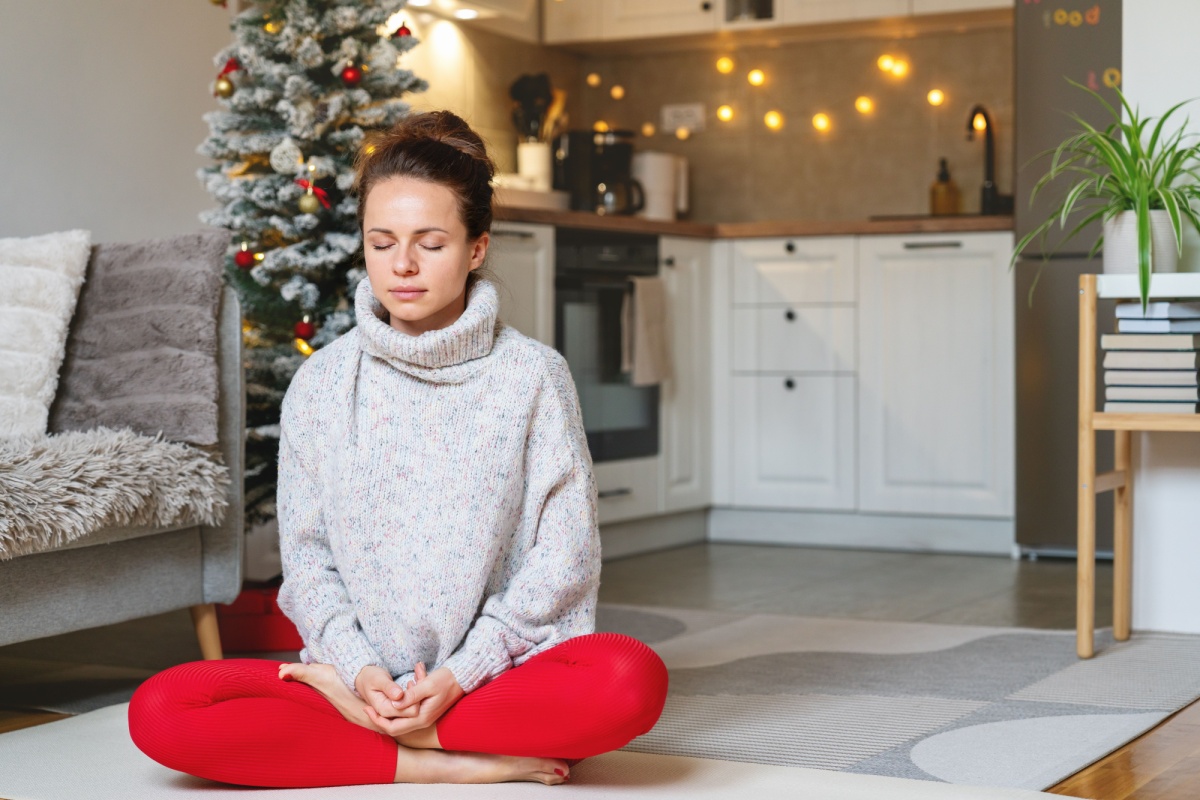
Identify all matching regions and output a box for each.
[2,543,1198,798]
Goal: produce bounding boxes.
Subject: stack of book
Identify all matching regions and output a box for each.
[1102,301,1200,414]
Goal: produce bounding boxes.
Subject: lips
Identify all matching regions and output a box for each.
[390,287,426,300]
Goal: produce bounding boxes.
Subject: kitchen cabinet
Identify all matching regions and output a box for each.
[732,375,857,509]
[543,0,602,44]
[724,236,857,510]
[659,236,713,513]
[856,232,1014,518]
[488,222,555,347]
[909,0,1010,14]
[602,0,719,39]
[781,0,908,26]
[595,456,661,525]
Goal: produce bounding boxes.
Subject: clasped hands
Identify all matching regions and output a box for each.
[354,662,464,736]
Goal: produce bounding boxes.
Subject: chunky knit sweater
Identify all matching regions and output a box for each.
[276,277,601,693]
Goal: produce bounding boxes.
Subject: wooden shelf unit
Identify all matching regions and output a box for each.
[1076,272,1200,658]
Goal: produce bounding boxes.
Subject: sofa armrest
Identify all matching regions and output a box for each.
[199,285,244,604]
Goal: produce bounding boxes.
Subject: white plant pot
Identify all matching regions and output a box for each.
[1103,209,1179,275]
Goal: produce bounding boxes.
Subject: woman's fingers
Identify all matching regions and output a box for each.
[415,662,427,682]
[365,705,424,737]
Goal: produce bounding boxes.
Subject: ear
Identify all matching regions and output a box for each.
[468,232,489,271]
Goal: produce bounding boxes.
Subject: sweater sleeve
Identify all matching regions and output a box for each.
[275,384,388,692]
[439,353,602,693]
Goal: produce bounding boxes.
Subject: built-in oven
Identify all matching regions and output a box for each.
[554,227,660,463]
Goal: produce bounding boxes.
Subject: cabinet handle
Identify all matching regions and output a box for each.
[598,488,633,499]
[663,256,676,268]
[903,240,962,250]
[784,378,796,390]
[784,241,796,254]
[493,229,535,239]
[785,309,796,321]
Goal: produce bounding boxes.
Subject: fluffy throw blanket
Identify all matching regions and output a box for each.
[0,427,229,560]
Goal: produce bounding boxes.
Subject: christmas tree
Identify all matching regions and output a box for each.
[199,0,426,524]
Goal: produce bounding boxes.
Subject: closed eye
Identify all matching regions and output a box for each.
[371,244,393,251]
[421,245,445,252]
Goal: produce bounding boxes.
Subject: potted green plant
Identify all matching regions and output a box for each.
[1012,81,1200,308]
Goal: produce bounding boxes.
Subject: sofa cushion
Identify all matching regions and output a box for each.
[0,230,92,438]
[0,427,229,560]
[49,229,231,446]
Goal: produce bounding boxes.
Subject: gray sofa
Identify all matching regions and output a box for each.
[0,284,244,660]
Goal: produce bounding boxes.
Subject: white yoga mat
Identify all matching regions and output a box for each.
[0,704,1080,800]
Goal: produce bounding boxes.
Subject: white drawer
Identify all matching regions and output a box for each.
[731,237,856,305]
[732,306,856,373]
[593,456,660,525]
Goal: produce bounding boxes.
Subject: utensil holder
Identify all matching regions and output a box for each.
[517,141,552,192]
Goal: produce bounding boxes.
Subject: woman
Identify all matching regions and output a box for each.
[128,111,669,789]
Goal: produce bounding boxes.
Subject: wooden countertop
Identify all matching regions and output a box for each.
[495,205,1014,239]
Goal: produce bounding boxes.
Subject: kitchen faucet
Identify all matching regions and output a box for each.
[966,104,1013,215]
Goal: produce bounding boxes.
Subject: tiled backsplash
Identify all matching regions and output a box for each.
[577,27,1013,223]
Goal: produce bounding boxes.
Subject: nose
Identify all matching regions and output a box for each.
[390,244,418,276]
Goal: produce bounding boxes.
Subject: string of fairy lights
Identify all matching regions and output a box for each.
[587,49,959,139]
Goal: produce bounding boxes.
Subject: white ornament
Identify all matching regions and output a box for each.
[270,137,304,174]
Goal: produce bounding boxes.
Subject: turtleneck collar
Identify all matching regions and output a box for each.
[355,276,499,383]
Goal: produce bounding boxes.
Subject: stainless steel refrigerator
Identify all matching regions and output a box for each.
[1014,0,1121,556]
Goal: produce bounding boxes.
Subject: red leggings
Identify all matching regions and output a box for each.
[128,632,668,788]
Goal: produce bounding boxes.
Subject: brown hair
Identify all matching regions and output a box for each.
[353,111,498,288]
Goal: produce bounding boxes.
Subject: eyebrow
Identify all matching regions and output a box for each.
[366,227,449,235]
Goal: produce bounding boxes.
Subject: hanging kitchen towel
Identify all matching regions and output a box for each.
[620,276,671,387]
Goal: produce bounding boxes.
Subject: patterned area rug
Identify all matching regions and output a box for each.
[594,604,1200,791]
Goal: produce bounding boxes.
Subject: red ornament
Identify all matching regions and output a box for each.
[341,65,362,87]
[393,21,411,38]
[294,179,332,209]
[218,58,241,78]
[234,249,256,269]
[294,319,316,340]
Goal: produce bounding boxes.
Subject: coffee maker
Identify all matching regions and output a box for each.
[553,130,644,215]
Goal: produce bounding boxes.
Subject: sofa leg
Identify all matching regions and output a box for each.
[190,604,223,660]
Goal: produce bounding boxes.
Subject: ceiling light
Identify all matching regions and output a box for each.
[890,59,909,78]
[716,56,734,74]
[855,96,874,114]
[764,110,784,131]
[747,69,765,87]
[593,120,610,132]
[717,104,734,122]
[927,89,945,106]
[877,54,895,72]
[675,127,691,141]
[586,72,602,87]
[812,113,832,132]
[610,85,625,100]
[641,122,656,137]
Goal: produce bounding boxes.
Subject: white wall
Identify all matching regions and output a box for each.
[1122,1,1200,634]
[0,2,233,243]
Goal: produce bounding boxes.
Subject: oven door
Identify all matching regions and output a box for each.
[555,272,660,463]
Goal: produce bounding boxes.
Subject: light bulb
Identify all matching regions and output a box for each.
[717,104,734,122]
[586,73,602,87]
[764,110,784,131]
[855,96,874,114]
[675,127,691,141]
[890,59,909,78]
[927,89,945,106]
[593,120,610,132]
[610,85,625,100]
[812,113,832,132]
[641,122,656,137]
[716,56,734,74]
[973,112,987,131]
[747,69,765,87]
[877,54,895,72]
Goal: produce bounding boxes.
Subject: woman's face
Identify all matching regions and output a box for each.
[363,175,489,337]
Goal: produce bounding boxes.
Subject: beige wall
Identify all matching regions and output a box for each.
[578,27,1013,222]
[0,1,233,242]
[401,15,582,175]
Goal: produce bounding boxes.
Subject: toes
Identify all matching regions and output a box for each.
[278,663,306,681]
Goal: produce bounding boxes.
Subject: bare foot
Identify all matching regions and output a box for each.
[398,748,569,785]
[278,662,374,730]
